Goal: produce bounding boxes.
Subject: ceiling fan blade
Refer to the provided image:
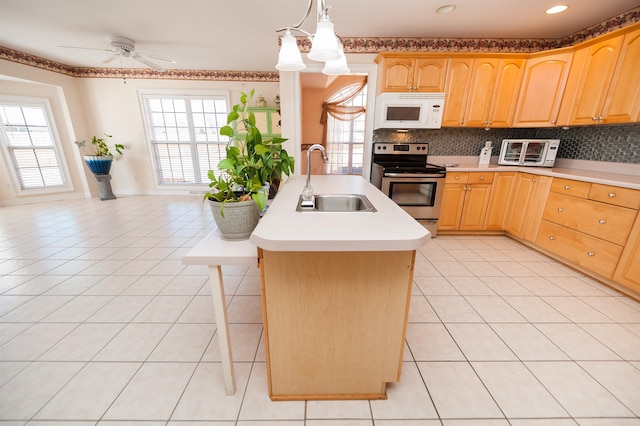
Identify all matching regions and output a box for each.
[130,53,166,72]
[58,45,117,53]
[102,54,119,64]
[136,52,176,64]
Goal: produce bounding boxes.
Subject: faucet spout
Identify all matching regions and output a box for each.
[301,144,328,208]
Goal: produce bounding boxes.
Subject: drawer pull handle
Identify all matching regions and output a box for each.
[599,219,606,224]
[609,193,616,198]
[564,185,571,189]
[480,176,485,180]
[557,208,564,212]
[588,252,595,257]
[549,236,555,241]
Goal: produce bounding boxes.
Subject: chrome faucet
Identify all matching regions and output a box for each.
[300,144,328,208]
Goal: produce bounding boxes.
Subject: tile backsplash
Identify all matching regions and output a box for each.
[373,123,640,164]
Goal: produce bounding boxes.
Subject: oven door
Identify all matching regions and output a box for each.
[381,174,445,220]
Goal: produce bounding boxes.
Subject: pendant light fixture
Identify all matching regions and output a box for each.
[276,0,350,74]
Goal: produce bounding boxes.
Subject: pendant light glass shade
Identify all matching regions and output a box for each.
[276,30,306,71]
[307,18,340,61]
[322,40,350,75]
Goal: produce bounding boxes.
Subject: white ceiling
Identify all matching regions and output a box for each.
[0,0,638,72]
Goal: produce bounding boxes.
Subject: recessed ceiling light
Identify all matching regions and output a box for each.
[436,4,456,14]
[546,5,568,14]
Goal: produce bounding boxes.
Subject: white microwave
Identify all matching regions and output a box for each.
[374,92,445,129]
[498,139,560,167]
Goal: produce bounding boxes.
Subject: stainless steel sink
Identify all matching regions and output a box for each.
[296,194,377,212]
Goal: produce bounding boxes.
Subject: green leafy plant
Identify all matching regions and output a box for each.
[91,133,124,156]
[203,89,295,214]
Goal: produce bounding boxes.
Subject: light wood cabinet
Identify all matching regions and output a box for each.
[589,183,640,209]
[613,213,640,295]
[484,172,518,230]
[442,58,474,127]
[465,58,526,128]
[512,50,573,127]
[559,26,640,125]
[376,55,448,93]
[505,173,552,241]
[439,171,493,231]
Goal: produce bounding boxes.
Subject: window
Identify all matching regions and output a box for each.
[325,83,367,175]
[0,98,70,193]
[141,93,230,185]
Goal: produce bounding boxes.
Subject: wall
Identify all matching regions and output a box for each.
[0,59,282,204]
[373,123,640,164]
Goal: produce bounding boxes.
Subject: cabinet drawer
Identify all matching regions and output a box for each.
[468,172,494,184]
[543,192,637,245]
[446,172,469,183]
[536,220,623,279]
[550,178,591,198]
[589,184,640,209]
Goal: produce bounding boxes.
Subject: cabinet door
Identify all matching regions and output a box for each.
[464,58,500,127]
[442,58,474,127]
[523,175,552,242]
[602,27,640,124]
[613,213,640,294]
[414,57,449,92]
[512,51,573,127]
[439,183,467,230]
[565,35,624,125]
[484,172,517,230]
[459,184,492,230]
[506,173,537,238]
[488,58,526,127]
[378,57,415,92]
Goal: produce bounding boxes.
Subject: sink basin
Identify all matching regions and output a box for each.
[297,194,377,212]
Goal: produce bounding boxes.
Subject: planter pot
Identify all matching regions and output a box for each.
[208,198,261,240]
[84,155,113,174]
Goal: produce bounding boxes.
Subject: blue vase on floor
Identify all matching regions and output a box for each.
[84,155,113,174]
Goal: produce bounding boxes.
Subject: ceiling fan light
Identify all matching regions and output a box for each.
[276,30,306,71]
[546,5,568,14]
[322,41,350,75]
[308,18,340,62]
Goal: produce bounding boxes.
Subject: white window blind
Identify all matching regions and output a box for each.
[0,101,66,190]
[142,95,229,185]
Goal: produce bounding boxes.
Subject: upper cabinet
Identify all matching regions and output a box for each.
[559,25,640,125]
[512,50,573,127]
[376,55,448,93]
[442,57,474,127]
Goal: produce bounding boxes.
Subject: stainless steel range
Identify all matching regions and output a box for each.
[370,142,446,236]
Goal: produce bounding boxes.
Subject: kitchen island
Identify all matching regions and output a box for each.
[250,175,430,400]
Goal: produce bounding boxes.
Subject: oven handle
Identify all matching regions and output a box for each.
[384,173,446,178]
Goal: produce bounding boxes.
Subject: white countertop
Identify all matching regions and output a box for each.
[439,163,640,190]
[250,175,431,251]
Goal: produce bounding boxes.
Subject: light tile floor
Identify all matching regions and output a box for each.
[1,195,639,425]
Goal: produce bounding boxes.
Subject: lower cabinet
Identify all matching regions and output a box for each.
[536,220,623,279]
[439,172,493,231]
[613,213,640,294]
[505,173,552,241]
[484,172,517,230]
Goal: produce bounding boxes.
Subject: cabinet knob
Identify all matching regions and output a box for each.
[460,121,464,125]
[592,117,599,121]
[551,120,557,125]
[532,178,537,182]
[549,236,555,241]
[598,116,605,120]
[608,193,616,198]
[480,176,485,180]
[557,208,564,212]
[599,219,606,224]
[564,185,571,190]
[455,175,460,180]
[588,252,595,257]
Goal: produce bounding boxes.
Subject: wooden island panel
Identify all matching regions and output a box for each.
[259,249,415,400]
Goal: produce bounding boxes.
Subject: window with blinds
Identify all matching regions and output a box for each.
[0,99,69,193]
[141,94,230,185]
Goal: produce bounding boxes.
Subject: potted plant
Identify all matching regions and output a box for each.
[204,90,295,240]
[75,133,125,200]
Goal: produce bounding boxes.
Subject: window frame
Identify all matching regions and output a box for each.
[138,89,231,190]
[0,95,74,196]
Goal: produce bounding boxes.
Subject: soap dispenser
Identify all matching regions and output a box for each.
[478,141,492,166]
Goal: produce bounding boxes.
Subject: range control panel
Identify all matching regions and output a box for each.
[373,142,429,155]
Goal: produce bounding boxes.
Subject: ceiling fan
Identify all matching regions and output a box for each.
[58,36,176,72]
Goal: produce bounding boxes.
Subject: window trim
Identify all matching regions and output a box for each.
[0,95,74,196]
[138,89,231,191]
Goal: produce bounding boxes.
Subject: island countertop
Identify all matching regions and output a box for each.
[250,175,430,251]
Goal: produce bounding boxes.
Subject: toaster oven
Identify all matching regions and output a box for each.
[498,139,560,167]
